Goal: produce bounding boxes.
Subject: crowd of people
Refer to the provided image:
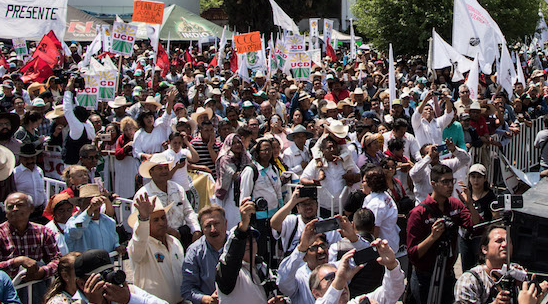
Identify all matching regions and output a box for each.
[0,38,547,304]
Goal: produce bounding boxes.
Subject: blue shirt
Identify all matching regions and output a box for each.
[65,212,120,253]
[0,271,20,304]
[181,235,225,304]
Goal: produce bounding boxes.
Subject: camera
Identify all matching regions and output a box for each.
[299,186,317,200]
[254,197,268,212]
[432,91,443,96]
[440,215,455,230]
[100,268,126,285]
[61,71,86,90]
[97,133,111,141]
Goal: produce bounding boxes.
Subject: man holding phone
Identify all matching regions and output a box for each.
[276,212,369,304]
[409,138,470,203]
[270,187,341,257]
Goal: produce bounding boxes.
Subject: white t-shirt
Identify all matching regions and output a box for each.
[362,191,400,252]
[162,148,192,191]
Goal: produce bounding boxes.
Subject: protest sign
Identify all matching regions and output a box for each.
[97,70,117,101]
[76,74,99,110]
[111,22,137,56]
[234,32,262,54]
[132,0,164,24]
[324,19,333,44]
[275,39,288,71]
[288,52,311,80]
[0,0,68,40]
[286,35,305,52]
[12,38,28,57]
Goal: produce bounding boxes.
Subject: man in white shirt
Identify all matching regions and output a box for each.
[282,125,313,176]
[13,143,46,223]
[382,118,421,161]
[134,153,201,245]
[128,194,185,304]
[310,239,405,304]
[301,137,360,216]
[409,138,470,203]
[411,91,454,147]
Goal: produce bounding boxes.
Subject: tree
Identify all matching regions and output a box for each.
[353,0,539,55]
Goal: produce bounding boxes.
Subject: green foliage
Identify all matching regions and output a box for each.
[201,0,224,13]
[353,0,540,55]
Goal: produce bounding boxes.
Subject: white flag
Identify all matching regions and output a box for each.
[101,25,111,53]
[147,24,161,64]
[0,0,68,40]
[268,0,299,33]
[515,51,526,86]
[350,19,356,59]
[218,25,227,67]
[82,26,103,67]
[452,0,505,74]
[238,53,250,83]
[388,44,396,109]
[536,9,548,47]
[431,29,473,81]
[115,15,124,23]
[498,44,516,98]
[466,55,480,100]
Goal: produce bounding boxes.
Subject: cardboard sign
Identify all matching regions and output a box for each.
[133,0,164,25]
[12,38,28,57]
[288,52,311,81]
[234,31,262,54]
[76,75,99,110]
[97,70,117,101]
[111,22,137,56]
[274,40,288,70]
[287,35,305,52]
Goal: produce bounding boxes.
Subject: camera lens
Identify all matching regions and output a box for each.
[102,269,126,285]
[255,197,268,212]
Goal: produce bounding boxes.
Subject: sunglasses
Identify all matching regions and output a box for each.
[308,243,328,253]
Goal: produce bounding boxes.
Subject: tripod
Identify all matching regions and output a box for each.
[426,238,450,304]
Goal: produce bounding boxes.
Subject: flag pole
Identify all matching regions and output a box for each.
[116,56,123,95]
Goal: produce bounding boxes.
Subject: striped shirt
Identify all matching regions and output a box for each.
[190,137,222,178]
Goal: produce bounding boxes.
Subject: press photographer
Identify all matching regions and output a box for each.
[454,225,548,304]
[406,164,481,304]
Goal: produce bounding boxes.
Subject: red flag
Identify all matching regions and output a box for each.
[157,43,170,77]
[185,50,196,67]
[208,54,217,69]
[21,57,53,83]
[326,38,336,62]
[32,30,62,68]
[229,52,238,72]
[0,53,8,69]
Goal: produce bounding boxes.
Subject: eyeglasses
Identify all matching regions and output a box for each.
[461,90,470,94]
[308,243,328,253]
[438,178,456,186]
[83,155,99,160]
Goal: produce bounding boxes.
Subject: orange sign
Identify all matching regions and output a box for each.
[234,31,262,54]
[133,0,165,25]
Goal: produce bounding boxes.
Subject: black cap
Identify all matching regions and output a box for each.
[74,249,114,277]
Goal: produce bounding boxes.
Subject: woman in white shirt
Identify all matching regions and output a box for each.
[133,90,176,161]
[362,167,400,252]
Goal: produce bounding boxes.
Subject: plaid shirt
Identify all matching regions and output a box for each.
[454,265,497,304]
[0,222,61,279]
[37,118,51,137]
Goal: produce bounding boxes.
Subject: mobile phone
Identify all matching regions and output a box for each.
[436,144,447,152]
[353,246,380,265]
[272,116,279,123]
[299,186,317,200]
[315,217,341,234]
[179,156,187,164]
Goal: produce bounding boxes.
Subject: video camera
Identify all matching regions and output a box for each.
[99,268,126,285]
[58,70,86,90]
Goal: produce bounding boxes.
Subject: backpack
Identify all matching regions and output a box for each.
[233,163,260,206]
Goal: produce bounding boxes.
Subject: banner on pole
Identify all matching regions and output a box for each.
[0,0,68,40]
[76,75,99,110]
[309,18,319,38]
[234,32,262,54]
[111,22,137,56]
[97,70,117,101]
[288,52,311,81]
[286,35,305,52]
[132,0,164,24]
[274,39,288,71]
[323,19,333,45]
[308,49,321,67]
[12,38,28,57]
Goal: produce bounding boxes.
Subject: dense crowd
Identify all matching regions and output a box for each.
[0,39,547,304]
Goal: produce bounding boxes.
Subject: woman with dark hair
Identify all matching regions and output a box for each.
[266,114,292,151]
[380,158,406,202]
[362,167,400,252]
[43,252,81,304]
[45,76,62,100]
[133,90,176,161]
[98,123,120,153]
[459,163,497,271]
[14,110,44,148]
[239,137,283,264]
[215,134,251,229]
[290,108,305,128]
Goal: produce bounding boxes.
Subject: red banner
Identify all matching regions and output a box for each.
[21,57,54,83]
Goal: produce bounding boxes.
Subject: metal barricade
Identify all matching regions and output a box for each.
[44,177,66,199]
[14,277,53,304]
[113,197,133,234]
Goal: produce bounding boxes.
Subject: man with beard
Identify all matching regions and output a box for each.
[0,112,22,157]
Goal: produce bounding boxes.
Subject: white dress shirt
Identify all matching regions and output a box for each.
[133,111,174,159]
[362,192,400,251]
[382,131,422,161]
[282,143,311,176]
[63,91,96,140]
[162,148,191,191]
[13,164,46,207]
[45,220,69,255]
[409,147,471,203]
[411,110,454,147]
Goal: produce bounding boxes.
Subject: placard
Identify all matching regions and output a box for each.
[132,0,164,25]
[234,31,262,54]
